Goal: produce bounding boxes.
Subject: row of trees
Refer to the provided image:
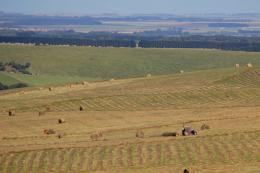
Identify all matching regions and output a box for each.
[0,36,136,48]
[138,40,260,51]
[1,35,260,51]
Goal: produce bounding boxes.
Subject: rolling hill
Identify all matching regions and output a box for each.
[0,45,259,173]
[0,67,260,173]
[0,44,260,86]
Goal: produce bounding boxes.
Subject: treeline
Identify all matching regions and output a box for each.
[0,61,31,75]
[1,35,260,51]
[138,36,260,52]
[208,23,249,28]
[0,82,28,90]
[0,36,136,48]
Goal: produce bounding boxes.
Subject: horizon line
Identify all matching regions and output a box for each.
[2,10,260,17]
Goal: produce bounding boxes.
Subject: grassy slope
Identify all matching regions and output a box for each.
[0,68,260,173]
[0,72,21,85]
[1,67,259,112]
[1,44,260,86]
[5,73,98,86]
[0,46,260,173]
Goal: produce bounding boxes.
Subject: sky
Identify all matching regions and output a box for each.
[0,0,260,15]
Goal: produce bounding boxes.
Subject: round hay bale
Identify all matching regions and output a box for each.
[45,107,51,112]
[90,134,98,141]
[57,133,64,139]
[183,169,190,173]
[8,110,15,116]
[235,64,240,68]
[146,74,152,78]
[180,70,184,74]
[136,130,144,138]
[58,118,66,124]
[162,132,178,137]
[97,132,104,140]
[38,111,45,116]
[247,63,253,68]
[43,129,56,135]
[19,91,25,95]
[79,105,84,111]
[201,124,210,130]
[82,81,88,85]
[90,132,104,141]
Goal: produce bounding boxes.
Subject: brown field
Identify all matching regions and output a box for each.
[0,67,260,173]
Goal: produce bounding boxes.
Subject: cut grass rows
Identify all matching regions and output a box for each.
[40,87,260,111]
[1,68,259,114]
[221,69,260,87]
[0,131,259,173]
[9,84,260,113]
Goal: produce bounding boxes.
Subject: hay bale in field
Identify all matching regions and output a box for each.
[136,130,144,138]
[247,63,253,68]
[48,87,52,91]
[57,133,64,139]
[161,132,179,137]
[90,132,104,141]
[201,124,210,130]
[180,70,184,74]
[38,111,45,116]
[97,132,103,140]
[43,129,56,135]
[8,110,15,116]
[79,105,84,111]
[235,64,240,68]
[146,73,152,78]
[39,107,50,116]
[45,107,51,112]
[183,169,190,173]
[19,91,25,95]
[82,81,88,85]
[182,126,197,136]
[90,133,98,141]
[58,118,66,124]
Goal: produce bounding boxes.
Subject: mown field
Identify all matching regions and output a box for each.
[1,44,260,86]
[0,45,260,173]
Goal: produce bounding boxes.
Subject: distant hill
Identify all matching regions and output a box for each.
[0,12,101,26]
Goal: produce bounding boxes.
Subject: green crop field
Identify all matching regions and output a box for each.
[1,44,260,86]
[0,45,260,173]
[0,72,21,85]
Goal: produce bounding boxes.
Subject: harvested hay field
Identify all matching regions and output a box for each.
[220,68,260,86]
[0,56,260,172]
[0,131,259,172]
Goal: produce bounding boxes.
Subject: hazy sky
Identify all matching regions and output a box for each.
[0,0,260,15]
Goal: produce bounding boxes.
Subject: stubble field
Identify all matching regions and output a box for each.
[0,46,259,173]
